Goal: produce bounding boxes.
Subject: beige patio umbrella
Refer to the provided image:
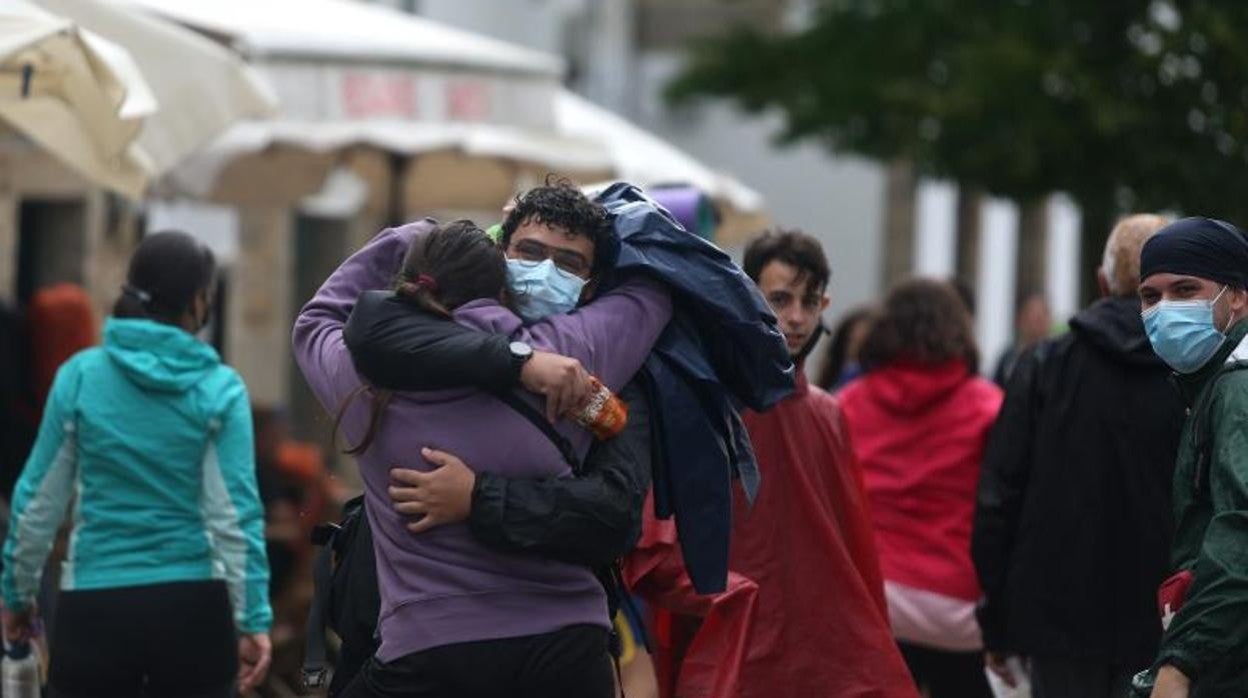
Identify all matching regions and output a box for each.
[0,0,153,197]
[35,0,278,178]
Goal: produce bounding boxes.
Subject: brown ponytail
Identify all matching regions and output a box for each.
[333,219,508,456]
[333,385,393,456]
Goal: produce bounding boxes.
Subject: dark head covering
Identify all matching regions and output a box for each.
[1140,217,1248,289]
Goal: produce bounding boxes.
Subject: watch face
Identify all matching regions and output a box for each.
[509,341,533,359]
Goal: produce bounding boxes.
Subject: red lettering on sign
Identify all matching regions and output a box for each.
[342,72,417,119]
[446,81,491,121]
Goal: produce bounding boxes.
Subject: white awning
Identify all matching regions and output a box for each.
[125,0,563,78]
[554,89,765,215]
[167,119,614,199]
[35,0,278,177]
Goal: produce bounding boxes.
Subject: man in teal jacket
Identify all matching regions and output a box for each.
[1136,217,1248,698]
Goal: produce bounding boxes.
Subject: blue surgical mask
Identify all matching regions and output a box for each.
[507,258,587,321]
[1142,286,1229,374]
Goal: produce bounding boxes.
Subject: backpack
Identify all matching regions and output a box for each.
[302,494,378,695]
[302,389,624,694]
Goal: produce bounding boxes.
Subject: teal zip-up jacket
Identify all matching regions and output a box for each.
[1,318,271,633]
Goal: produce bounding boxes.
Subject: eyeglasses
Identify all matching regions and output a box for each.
[509,239,591,278]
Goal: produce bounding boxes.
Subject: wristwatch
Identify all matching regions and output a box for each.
[509,341,534,376]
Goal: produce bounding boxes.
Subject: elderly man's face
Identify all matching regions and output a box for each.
[1139,273,1248,330]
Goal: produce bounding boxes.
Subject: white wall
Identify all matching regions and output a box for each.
[416,0,575,56]
[976,198,1020,372]
[146,199,240,264]
[913,179,957,278]
[1046,194,1082,325]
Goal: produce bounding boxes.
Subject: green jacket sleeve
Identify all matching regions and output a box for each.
[1,362,80,612]
[201,373,273,633]
[1156,376,1248,680]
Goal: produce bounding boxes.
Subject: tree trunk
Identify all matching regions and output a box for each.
[880,158,916,291]
[1078,197,1115,306]
[955,185,984,289]
[1016,197,1049,301]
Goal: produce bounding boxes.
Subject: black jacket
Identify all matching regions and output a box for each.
[972,295,1185,666]
[344,292,651,567]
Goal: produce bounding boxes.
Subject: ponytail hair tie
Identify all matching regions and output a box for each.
[414,274,439,293]
[122,284,152,305]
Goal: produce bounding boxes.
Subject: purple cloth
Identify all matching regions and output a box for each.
[292,220,671,661]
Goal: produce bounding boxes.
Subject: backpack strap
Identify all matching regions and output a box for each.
[491,389,581,471]
[492,388,634,659]
[1191,360,1248,493]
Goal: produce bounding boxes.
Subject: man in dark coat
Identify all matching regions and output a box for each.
[973,214,1184,698]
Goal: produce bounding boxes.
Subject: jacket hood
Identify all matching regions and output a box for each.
[103,318,221,393]
[1069,296,1165,368]
[862,360,971,415]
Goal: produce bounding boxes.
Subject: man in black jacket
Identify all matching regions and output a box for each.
[972,214,1184,698]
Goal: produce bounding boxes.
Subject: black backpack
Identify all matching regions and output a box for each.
[302,493,378,695]
[302,389,624,694]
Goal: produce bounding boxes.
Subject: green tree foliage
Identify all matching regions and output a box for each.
[668,0,1248,262]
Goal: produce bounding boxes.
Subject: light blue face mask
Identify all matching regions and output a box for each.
[506,258,587,322]
[1142,286,1229,374]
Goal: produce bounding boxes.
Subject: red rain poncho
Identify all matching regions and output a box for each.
[627,373,918,698]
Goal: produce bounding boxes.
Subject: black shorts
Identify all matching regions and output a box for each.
[48,580,238,698]
[340,624,615,698]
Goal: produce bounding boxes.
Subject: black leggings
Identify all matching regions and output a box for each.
[48,580,238,698]
[898,641,993,698]
[341,624,615,698]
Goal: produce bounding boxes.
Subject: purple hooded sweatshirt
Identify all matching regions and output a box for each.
[292,221,672,662]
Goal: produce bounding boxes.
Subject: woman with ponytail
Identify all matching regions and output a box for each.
[1,231,272,697]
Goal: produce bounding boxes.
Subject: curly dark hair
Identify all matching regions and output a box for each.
[858,278,980,373]
[742,228,831,294]
[500,176,611,275]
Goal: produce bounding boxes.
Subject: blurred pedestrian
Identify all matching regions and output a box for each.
[839,278,1003,698]
[0,300,30,502]
[1131,217,1248,698]
[718,229,917,698]
[992,291,1052,386]
[0,231,273,697]
[815,305,874,391]
[25,284,97,421]
[973,214,1180,698]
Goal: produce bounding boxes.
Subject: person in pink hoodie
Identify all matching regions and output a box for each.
[839,278,1004,698]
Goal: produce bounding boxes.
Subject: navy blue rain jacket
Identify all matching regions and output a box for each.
[594,183,795,593]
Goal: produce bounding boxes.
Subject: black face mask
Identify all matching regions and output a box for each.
[792,321,826,366]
